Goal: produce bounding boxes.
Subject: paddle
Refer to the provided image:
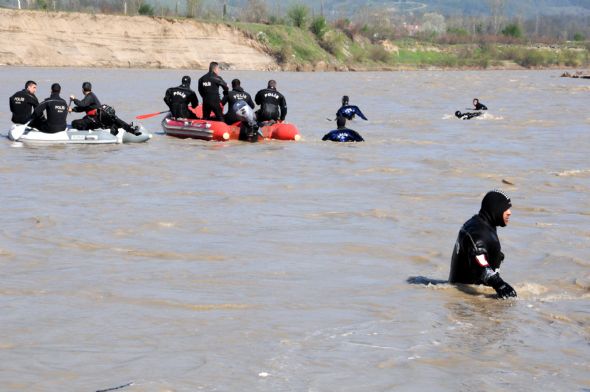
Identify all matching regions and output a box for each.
[135,110,170,120]
[9,120,30,141]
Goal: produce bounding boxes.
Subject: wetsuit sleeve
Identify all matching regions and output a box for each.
[164,88,172,105]
[353,106,368,120]
[189,91,199,108]
[217,76,229,93]
[480,104,488,110]
[350,130,364,142]
[279,93,287,121]
[73,94,97,112]
[255,90,263,106]
[32,100,47,119]
[221,93,228,106]
[246,94,255,109]
[197,78,205,98]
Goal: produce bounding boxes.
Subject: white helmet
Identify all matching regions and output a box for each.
[232,101,256,125]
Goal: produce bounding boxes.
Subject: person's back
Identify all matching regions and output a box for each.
[255,80,287,123]
[198,61,228,120]
[222,79,255,125]
[9,81,39,124]
[322,116,364,142]
[164,76,199,119]
[32,83,68,133]
[449,190,517,299]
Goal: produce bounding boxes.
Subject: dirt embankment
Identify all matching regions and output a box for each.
[0,9,277,70]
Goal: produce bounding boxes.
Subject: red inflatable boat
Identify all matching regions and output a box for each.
[161,105,300,142]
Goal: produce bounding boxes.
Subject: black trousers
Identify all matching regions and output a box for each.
[202,99,224,121]
[72,116,99,130]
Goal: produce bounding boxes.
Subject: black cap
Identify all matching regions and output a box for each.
[182,75,191,86]
[82,81,92,92]
[479,189,512,227]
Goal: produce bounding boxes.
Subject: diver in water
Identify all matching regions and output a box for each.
[449,189,517,299]
[472,98,488,111]
[322,116,364,142]
[336,95,368,121]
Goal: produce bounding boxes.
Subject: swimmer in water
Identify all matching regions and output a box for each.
[322,116,364,142]
[336,95,368,121]
[449,189,517,299]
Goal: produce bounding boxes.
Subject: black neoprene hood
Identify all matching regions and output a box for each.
[479,190,512,227]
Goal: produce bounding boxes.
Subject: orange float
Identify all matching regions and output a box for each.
[161,105,300,142]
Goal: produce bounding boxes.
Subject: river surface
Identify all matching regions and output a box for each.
[0,68,589,392]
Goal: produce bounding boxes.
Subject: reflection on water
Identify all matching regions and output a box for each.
[0,68,589,391]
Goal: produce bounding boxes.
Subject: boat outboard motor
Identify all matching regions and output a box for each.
[233,101,260,142]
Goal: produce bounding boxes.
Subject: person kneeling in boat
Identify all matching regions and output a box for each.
[336,95,368,121]
[9,80,41,127]
[255,80,287,124]
[222,79,255,125]
[95,104,141,136]
[30,83,68,134]
[449,189,517,299]
[233,100,261,143]
[164,75,199,119]
[322,116,364,142]
[69,82,101,130]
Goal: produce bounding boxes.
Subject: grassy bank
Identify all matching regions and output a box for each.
[233,22,590,71]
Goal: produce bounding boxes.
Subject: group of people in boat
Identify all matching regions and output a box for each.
[164,61,287,126]
[9,80,141,135]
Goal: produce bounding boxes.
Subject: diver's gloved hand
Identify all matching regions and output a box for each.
[488,273,517,299]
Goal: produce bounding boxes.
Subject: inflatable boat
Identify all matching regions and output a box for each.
[161,117,300,142]
[8,124,152,144]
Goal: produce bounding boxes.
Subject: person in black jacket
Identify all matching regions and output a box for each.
[164,75,199,119]
[31,83,69,134]
[198,62,228,121]
[449,189,517,299]
[472,98,488,111]
[9,80,40,125]
[222,79,255,125]
[70,81,101,130]
[255,80,287,123]
[95,104,141,135]
[322,116,364,142]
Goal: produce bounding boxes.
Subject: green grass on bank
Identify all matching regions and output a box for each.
[232,22,590,70]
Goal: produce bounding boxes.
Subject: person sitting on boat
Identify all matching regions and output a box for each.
[30,83,68,134]
[472,98,488,111]
[336,95,368,121]
[69,82,101,130]
[163,75,199,119]
[221,78,255,125]
[9,80,40,126]
[95,104,141,136]
[255,79,287,124]
[322,116,364,142]
[233,100,261,143]
[198,61,229,121]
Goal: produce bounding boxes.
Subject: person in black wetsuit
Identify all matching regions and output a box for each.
[70,82,101,130]
[336,95,368,121]
[472,98,488,111]
[322,116,364,142]
[255,80,287,123]
[163,75,199,119]
[222,79,255,125]
[9,80,40,125]
[198,61,228,121]
[449,189,517,299]
[31,83,68,134]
